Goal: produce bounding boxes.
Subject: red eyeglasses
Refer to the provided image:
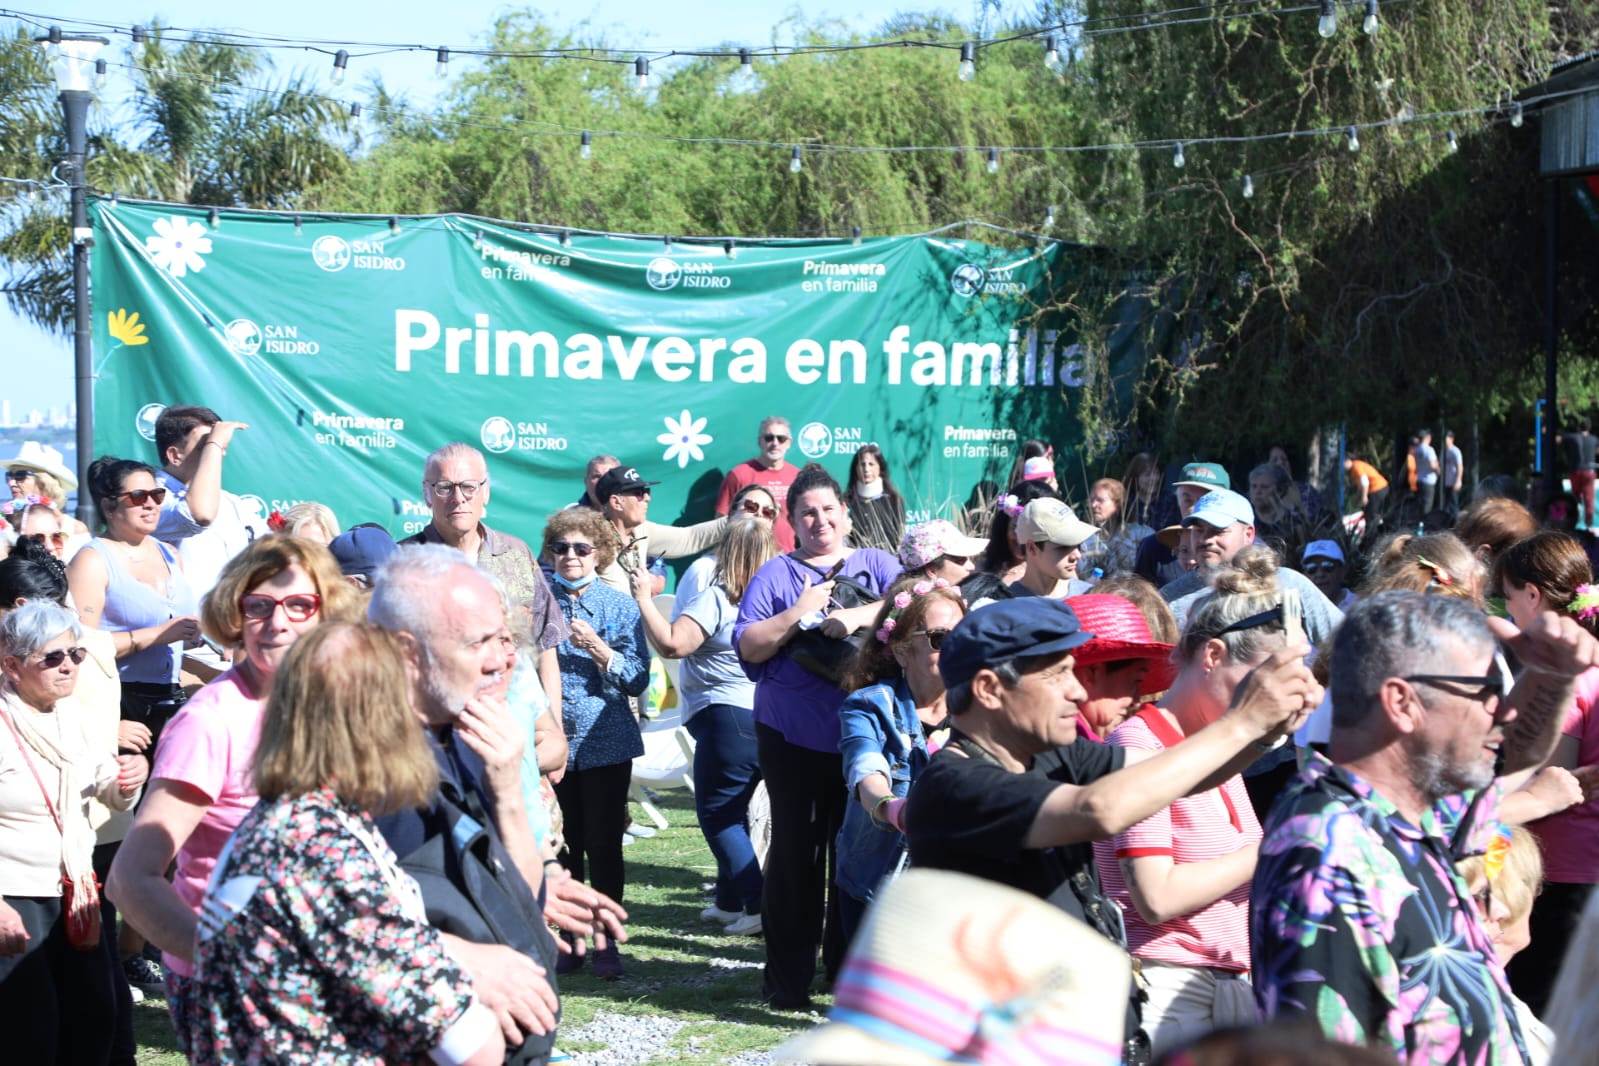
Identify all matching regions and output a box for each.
[240,593,323,622]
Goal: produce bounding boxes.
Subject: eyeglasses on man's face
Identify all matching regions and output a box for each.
[762,433,789,444]
[1404,674,1506,703]
[427,478,488,500]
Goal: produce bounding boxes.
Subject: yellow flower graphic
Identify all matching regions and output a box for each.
[108,308,149,347]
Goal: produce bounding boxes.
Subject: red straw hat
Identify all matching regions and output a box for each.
[1064,593,1178,696]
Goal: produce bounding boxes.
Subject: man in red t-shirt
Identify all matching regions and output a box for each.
[714,415,799,550]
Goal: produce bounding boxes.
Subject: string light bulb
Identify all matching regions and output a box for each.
[207,207,220,227]
[1172,142,1186,168]
[986,147,999,175]
[633,56,650,94]
[789,146,803,173]
[293,214,303,236]
[1362,0,1380,34]
[94,58,107,91]
[1510,101,1524,128]
[388,216,400,236]
[131,24,147,44]
[1317,0,1338,38]
[560,230,572,249]
[1043,34,1063,74]
[1446,130,1459,153]
[1345,125,1360,152]
[580,130,592,160]
[1043,204,1056,230]
[852,225,862,246]
[350,102,362,118]
[435,47,449,79]
[733,47,755,89]
[331,49,349,84]
[1242,173,1255,199]
[959,42,976,82]
[724,240,737,259]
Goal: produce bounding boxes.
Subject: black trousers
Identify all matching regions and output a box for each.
[0,895,118,1065]
[553,761,632,904]
[756,722,847,1005]
[92,842,135,1066]
[1507,880,1592,1018]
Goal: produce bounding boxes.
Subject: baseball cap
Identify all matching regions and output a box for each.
[329,524,397,580]
[1302,539,1346,565]
[594,465,660,502]
[1020,456,1056,482]
[898,520,989,570]
[1173,461,1230,491]
[1015,498,1099,549]
[1182,489,1255,530]
[938,598,1095,690]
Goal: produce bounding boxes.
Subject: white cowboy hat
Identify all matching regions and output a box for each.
[3,441,77,491]
[773,869,1130,1066]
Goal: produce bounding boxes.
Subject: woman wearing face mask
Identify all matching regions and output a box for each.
[541,508,648,980]
[834,578,965,948]
[107,536,360,1052]
[1092,547,1304,1056]
[845,445,906,552]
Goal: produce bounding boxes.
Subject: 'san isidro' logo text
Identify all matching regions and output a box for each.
[311,233,405,273]
[224,318,320,357]
[236,494,269,522]
[798,422,833,459]
[950,262,988,297]
[481,416,516,454]
[645,256,730,292]
[224,319,262,356]
[135,403,166,442]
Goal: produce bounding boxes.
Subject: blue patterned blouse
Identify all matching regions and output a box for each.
[551,580,650,771]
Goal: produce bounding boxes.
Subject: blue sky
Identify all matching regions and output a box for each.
[6,0,959,412]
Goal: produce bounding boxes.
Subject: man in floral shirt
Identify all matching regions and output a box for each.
[1253,590,1599,1064]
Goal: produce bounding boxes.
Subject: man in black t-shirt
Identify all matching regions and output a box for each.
[904,597,1319,1063]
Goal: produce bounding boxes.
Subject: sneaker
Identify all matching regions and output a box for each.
[700,904,742,923]
[621,832,636,847]
[123,954,165,995]
[625,822,657,839]
[723,912,763,936]
[127,984,146,1005]
[591,942,625,981]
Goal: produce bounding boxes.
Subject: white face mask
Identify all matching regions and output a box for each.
[857,478,885,501]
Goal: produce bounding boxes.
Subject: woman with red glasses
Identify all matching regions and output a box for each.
[107,535,359,1052]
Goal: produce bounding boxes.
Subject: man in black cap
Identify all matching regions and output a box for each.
[592,464,727,596]
[904,597,1319,1064]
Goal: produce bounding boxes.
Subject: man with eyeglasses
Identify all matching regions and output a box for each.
[714,416,799,551]
[1298,539,1356,611]
[401,443,568,729]
[593,465,726,597]
[1252,590,1599,1064]
[151,405,263,603]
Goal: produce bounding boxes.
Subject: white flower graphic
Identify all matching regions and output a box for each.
[143,215,213,278]
[658,409,713,469]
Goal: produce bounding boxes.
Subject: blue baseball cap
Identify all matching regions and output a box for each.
[330,523,398,580]
[938,598,1095,690]
[1182,489,1255,531]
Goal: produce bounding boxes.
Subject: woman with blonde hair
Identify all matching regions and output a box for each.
[1360,530,1485,605]
[278,501,340,546]
[108,536,361,1048]
[188,623,508,1063]
[632,517,779,935]
[1081,477,1154,579]
[1458,825,1553,1064]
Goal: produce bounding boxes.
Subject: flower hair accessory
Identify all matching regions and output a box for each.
[995,494,1023,519]
[1570,583,1599,622]
[876,578,953,643]
[267,510,287,532]
[1483,823,1515,882]
[1415,555,1453,587]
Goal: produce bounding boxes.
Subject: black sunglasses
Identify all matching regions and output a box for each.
[1218,605,1285,636]
[1404,674,1506,702]
[762,434,790,443]
[29,646,88,669]
[549,541,595,557]
[913,628,953,651]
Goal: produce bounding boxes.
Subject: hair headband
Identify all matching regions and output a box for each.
[876,578,953,643]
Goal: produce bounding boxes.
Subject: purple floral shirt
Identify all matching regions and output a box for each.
[1251,753,1527,1065]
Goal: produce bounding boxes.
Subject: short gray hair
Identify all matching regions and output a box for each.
[0,601,81,660]
[367,544,472,642]
[423,442,486,480]
[1329,590,1494,730]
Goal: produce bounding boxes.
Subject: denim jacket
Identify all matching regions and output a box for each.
[835,679,929,901]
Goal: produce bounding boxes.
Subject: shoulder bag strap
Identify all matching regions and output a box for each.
[1,707,64,836]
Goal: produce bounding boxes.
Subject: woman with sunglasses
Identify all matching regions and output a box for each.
[107,536,358,1049]
[631,515,779,936]
[834,576,964,948]
[540,508,648,980]
[3,502,70,562]
[0,600,147,1064]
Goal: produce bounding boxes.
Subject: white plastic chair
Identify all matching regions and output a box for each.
[630,708,694,830]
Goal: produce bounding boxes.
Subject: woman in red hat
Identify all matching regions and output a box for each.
[1088,546,1306,1055]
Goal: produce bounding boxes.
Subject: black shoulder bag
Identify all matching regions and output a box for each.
[782,554,878,685]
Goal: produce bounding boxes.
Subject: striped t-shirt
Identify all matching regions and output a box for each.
[1093,705,1260,972]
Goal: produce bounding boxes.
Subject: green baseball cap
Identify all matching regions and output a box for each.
[1173,461,1230,491]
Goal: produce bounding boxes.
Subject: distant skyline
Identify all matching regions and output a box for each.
[3,0,952,412]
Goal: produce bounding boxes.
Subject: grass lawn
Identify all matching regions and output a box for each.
[137,792,827,1064]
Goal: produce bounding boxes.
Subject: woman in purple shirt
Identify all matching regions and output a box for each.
[733,463,899,1010]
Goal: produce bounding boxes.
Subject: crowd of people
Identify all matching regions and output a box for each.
[2,407,1598,1066]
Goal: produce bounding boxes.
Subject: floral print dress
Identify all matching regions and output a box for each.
[188,787,482,1064]
[1251,753,1528,1066]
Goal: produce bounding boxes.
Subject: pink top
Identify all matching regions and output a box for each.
[1094,705,1260,973]
[1530,666,1599,884]
[149,667,266,977]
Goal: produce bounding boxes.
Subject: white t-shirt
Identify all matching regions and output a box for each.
[156,471,267,603]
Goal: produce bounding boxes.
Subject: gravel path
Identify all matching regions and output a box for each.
[564,1011,686,1065]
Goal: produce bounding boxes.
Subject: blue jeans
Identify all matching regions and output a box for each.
[685,703,764,913]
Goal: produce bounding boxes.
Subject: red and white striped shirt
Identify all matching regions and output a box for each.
[1093,705,1260,972]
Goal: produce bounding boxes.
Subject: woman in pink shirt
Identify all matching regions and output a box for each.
[1495,530,1599,1017]
[1094,547,1307,1055]
[107,536,360,1050]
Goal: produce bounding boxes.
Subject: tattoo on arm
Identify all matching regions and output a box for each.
[1502,673,1572,773]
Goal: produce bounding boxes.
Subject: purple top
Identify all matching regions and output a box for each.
[734,550,902,753]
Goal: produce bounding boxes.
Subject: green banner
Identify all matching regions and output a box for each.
[90,199,1161,541]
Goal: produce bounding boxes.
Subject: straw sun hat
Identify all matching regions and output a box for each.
[773,869,1129,1066]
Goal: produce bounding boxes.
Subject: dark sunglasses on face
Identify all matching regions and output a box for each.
[240,593,323,622]
[6,468,31,481]
[739,499,779,520]
[914,628,953,651]
[30,646,88,668]
[1303,560,1339,574]
[763,434,790,443]
[117,487,167,506]
[549,541,595,557]
[940,554,971,567]
[1404,673,1507,702]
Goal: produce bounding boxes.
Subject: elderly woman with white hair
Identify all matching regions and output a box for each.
[0,601,147,1061]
